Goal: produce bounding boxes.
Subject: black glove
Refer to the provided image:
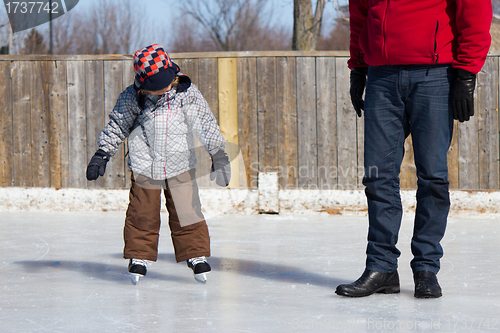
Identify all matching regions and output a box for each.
[451,68,476,122]
[86,149,109,181]
[210,150,231,187]
[350,67,368,117]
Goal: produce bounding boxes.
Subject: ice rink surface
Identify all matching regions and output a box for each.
[0,212,499,333]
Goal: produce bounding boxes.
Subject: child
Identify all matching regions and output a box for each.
[86,44,230,284]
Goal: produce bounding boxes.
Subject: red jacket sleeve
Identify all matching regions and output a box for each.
[348,0,369,69]
[453,0,492,74]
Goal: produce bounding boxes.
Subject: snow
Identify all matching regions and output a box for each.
[1,187,500,219]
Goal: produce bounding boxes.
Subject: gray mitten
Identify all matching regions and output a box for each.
[210,150,231,187]
[86,149,109,181]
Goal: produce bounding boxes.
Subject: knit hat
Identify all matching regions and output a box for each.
[133,44,180,91]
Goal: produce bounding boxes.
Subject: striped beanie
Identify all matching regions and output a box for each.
[133,44,179,91]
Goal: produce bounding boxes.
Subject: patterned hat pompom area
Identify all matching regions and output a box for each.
[133,44,180,92]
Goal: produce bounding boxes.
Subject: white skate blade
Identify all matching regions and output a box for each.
[129,273,142,285]
[194,272,209,284]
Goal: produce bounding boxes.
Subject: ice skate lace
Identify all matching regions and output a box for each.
[188,256,207,266]
[131,259,150,267]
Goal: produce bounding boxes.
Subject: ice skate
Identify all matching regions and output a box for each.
[128,259,149,285]
[187,256,211,283]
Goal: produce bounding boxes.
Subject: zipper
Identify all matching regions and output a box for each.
[163,97,170,179]
[434,21,439,64]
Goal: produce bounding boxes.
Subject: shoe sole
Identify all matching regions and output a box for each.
[414,292,442,299]
[336,285,400,297]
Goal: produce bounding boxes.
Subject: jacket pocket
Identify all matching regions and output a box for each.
[433,20,439,64]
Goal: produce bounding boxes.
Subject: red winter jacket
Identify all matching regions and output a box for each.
[349,0,492,74]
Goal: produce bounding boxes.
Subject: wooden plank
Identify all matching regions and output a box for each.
[179,59,207,184]
[0,50,351,62]
[296,57,317,189]
[47,61,69,188]
[400,136,417,189]
[316,57,337,190]
[447,121,459,190]
[198,58,219,122]
[0,54,136,61]
[85,60,105,188]
[30,61,51,187]
[177,58,211,187]
[177,58,199,86]
[458,103,479,190]
[257,57,278,173]
[356,99,364,189]
[477,57,499,189]
[335,58,357,189]
[122,59,134,188]
[237,57,259,188]
[276,57,298,190]
[196,58,219,188]
[0,61,13,186]
[122,59,135,89]
[17,51,500,69]
[11,61,32,187]
[66,61,87,188]
[170,50,351,58]
[218,58,239,188]
[354,60,365,189]
[192,134,212,188]
[104,60,126,188]
[5,54,500,192]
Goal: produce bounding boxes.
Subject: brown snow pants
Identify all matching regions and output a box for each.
[123,169,210,263]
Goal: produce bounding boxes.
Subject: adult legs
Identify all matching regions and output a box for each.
[335,65,408,297]
[363,66,409,273]
[336,65,452,298]
[407,65,454,274]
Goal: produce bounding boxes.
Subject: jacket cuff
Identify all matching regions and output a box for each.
[96,148,114,158]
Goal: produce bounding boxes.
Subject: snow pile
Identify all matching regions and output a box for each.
[0,187,130,212]
[279,189,500,218]
[0,187,259,216]
[0,187,499,218]
[449,190,500,217]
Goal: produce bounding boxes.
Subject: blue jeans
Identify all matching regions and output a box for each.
[363,65,454,274]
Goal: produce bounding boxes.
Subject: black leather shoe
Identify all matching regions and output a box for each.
[414,271,442,298]
[335,269,400,297]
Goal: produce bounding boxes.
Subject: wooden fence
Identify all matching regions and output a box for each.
[0,51,499,190]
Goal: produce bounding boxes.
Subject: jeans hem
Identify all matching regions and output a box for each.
[411,266,440,275]
[365,263,398,274]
